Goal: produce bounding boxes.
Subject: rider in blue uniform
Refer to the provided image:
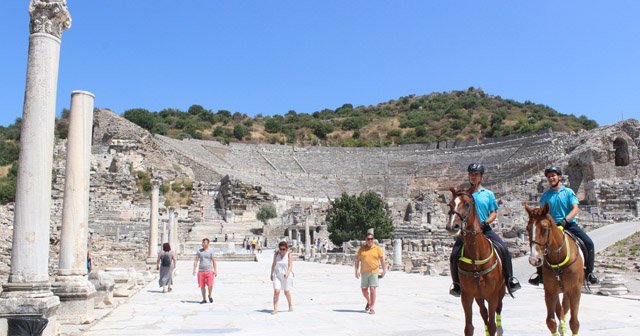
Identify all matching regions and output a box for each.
[449,163,521,297]
[528,165,599,285]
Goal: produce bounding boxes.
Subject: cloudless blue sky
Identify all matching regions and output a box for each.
[1,1,639,127]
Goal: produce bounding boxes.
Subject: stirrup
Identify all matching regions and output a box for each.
[508,278,521,292]
[587,273,599,285]
[449,283,461,297]
[528,274,541,286]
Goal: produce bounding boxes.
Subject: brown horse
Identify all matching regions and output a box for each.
[525,204,584,336]
[447,188,505,336]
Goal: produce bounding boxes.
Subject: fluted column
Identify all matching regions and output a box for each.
[51,91,97,324]
[147,180,160,264]
[1,1,71,333]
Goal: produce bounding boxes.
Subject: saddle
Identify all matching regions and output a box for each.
[563,229,587,272]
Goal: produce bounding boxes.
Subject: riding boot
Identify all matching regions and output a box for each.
[528,267,543,286]
[449,240,463,297]
[499,245,521,293]
[586,248,599,285]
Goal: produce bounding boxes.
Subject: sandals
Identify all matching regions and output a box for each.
[365,303,370,312]
[369,308,376,315]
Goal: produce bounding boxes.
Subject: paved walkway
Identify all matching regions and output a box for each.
[84,251,640,335]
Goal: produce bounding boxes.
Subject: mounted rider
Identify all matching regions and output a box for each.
[449,163,522,297]
[528,165,599,286]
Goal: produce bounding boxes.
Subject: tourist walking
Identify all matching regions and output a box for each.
[355,231,386,315]
[193,238,217,303]
[528,165,599,285]
[157,242,176,293]
[449,163,521,297]
[270,241,293,314]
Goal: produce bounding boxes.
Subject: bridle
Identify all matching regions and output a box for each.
[449,192,479,236]
[530,216,566,256]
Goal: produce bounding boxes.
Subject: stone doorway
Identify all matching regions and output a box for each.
[613,137,630,166]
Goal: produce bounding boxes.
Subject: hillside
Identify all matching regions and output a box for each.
[0,88,600,204]
[121,88,598,147]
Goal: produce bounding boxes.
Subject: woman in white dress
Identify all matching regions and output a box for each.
[270,241,293,314]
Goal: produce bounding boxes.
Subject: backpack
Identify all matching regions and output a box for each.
[161,252,172,267]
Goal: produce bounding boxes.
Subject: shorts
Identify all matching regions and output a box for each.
[273,274,293,291]
[360,272,379,288]
[198,270,214,288]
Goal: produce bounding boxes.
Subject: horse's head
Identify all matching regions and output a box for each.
[525,203,552,267]
[446,187,475,234]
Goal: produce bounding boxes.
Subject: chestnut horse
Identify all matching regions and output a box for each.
[447,188,505,336]
[525,204,584,336]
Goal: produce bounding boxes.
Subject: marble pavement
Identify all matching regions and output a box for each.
[81,250,640,336]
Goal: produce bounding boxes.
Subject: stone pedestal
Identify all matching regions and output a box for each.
[51,275,96,324]
[0,2,71,335]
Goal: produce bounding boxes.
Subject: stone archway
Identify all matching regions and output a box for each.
[613,137,630,166]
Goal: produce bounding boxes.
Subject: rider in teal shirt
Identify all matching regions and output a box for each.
[529,165,598,285]
[449,163,521,297]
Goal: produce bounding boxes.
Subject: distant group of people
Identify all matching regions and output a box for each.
[244,236,263,254]
[156,162,598,315]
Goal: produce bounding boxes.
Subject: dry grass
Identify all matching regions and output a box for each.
[0,165,9,178]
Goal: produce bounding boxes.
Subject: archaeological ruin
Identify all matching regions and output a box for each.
[1,1,640,335]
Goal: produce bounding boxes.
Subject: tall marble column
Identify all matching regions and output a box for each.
[304,220,311,259]
[147,180,160,264]
[392,238,403,270]
[0,1,71,334]
[161,220,167,245]
[167,206,176,254]
[51,91,97,324]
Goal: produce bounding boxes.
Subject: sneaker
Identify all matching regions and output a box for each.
[508,278,522,292]
[528,274,541,286]
[449,283,461,297]
[587,273,599,285]
[208,296,213,303]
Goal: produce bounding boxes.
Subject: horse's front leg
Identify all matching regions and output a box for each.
[461,293,475,336]
[475,297,490,335]
[544,290,560,335]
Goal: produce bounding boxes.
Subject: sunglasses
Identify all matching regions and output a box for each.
[366,238,374,241]
[279,248,287,251]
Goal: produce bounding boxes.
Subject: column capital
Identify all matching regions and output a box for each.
[168,206,176,213]
[152,179,161,188]
[29,0,71,39]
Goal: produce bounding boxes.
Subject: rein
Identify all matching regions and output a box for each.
[531,218,574,269]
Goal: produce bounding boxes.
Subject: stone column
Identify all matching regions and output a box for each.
[304,220,311,259]
[51,91,97,324]
[147,180,160,264]
[0,1,71,334]
[392,239,403,270]
[168,206,176,253]
[161,220,167,245]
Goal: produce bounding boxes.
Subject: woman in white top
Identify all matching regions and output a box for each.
[270,241,293,314]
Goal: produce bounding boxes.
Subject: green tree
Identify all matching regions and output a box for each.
[233,124,246,140]
[256,203,277,225]
[326,191,394,245]
[188,104,207,115]
[264,118,282,133]
[123,108,156,131]
[0,141,19,166]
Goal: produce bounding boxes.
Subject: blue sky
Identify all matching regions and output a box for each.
[1,1,639,127]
